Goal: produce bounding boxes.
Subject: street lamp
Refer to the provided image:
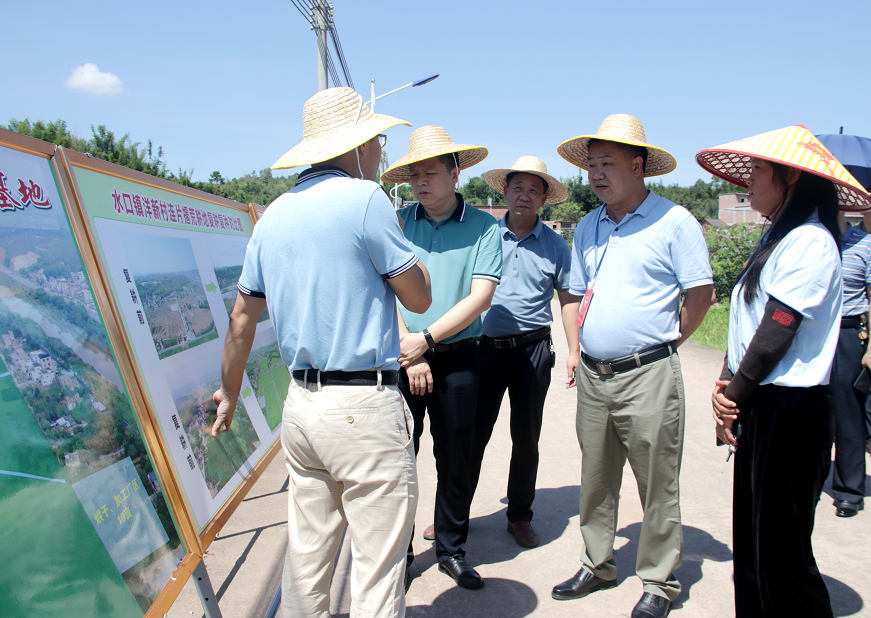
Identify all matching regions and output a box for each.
[369,74,439,114]
[369,74,439,186]
[390,183,410,209]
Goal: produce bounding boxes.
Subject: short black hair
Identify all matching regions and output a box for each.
[588,138,648,172]
[438,153,458,172]
[506,171,549,193]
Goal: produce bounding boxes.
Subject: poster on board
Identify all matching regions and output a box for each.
[65,162,286,533]
[0,141,185,617]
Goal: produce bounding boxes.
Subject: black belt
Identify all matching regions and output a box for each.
[291,370,399,386]
[479,326,551,349]
[841,315,864,329]
[424,337,476,356]
[582,342,676,376]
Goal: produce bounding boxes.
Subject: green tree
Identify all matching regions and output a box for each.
[704,223,762,300]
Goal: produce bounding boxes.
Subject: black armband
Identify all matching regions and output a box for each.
[719,355,734,382]
[724,296,802,405]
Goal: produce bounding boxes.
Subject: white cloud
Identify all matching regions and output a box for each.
[64,63,123,95]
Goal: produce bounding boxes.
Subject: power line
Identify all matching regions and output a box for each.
[329,25,354,90]
[288,0,311,24]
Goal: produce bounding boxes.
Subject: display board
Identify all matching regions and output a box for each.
[0,130,195,618]
[57,148,285,544]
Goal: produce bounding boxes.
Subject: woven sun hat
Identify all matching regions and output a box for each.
[696,124,871,212]
[557,114,677,178]
[482,156,569,204]
[271,87,410,169]
[381,126,488,183]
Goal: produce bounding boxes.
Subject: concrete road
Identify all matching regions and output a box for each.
[167,300,871,618]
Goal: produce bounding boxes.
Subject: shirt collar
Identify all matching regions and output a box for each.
[598,190,659,222]
[500,213,543,239]
[296,165,354,187]
[414,192,467,222]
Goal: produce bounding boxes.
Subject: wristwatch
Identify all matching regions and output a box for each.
[422,328,436,352]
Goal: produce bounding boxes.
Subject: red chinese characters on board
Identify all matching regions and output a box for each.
[0,172,52,211]
[107,187,244,231]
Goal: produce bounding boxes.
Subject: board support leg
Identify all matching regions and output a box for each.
[192,560,223,618]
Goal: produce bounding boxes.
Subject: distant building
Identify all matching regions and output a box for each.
[703,218,728,228]
[64,451,81,468]
[93,401,107,412]
[472,205,508,221]
[542,220,575,233]
[718,193,764,225]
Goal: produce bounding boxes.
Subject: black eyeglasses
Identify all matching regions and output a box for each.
[377,134,387,148]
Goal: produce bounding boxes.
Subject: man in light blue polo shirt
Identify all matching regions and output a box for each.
[382,126,502,591]
[469,156,580,549]
[551,115,713,618]
[211,87,431,617]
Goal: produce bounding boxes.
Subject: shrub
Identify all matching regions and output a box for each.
[704,223,761,301]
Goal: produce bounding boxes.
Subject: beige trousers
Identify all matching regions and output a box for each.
[281,376,417,618]
[575,353,685,601]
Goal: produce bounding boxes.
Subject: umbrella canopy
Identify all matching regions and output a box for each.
[815,133,871,192]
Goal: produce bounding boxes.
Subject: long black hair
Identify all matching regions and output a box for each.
[738,162,841,304]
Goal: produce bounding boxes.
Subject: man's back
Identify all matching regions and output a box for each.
[241,169,417,371]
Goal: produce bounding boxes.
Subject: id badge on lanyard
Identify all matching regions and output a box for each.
[576,217,609,328]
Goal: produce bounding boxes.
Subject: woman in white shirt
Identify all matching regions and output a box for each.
[696,125,871,618]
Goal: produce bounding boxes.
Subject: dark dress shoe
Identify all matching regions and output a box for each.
[423,523,435,541]
[438,555,483,589]
[551,568,616,600]
[507,521,539,547]
[835,499,864,518]
[631,592,671,618]
[404,565,411,593]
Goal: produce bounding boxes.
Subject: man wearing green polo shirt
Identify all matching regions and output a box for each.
[382,126,502,590]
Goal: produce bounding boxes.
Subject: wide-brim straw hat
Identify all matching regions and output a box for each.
[381,126,488,183]
[271,87,410,169]
[696,124,871,212]
[482,156,569,204]
[557,114,677,178]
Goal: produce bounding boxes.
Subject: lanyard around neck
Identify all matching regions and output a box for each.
[590,208,612,289]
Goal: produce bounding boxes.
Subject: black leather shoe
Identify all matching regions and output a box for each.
[551,568,616,600]
[835,499,864,518]
[631,592,671,618]
[438,555,483,589]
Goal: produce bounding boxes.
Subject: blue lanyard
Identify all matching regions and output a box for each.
[590,207,610,289]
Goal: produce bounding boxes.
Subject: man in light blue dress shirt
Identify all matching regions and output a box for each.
[551,115,713,618]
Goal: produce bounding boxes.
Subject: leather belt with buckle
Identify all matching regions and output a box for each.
[291,370,399,386]
[479,326,551,349]
[424,337,476,355]
[582,342,677,376]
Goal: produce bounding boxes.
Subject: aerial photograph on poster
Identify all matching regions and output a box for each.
[165,352,260,497]
[119,231,218,360]
[244,329,288,431]
[0,148,183,616]
[206,238,269,324]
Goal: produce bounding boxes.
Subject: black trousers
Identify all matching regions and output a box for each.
[400,343,479,563]
[470,336,552,523]
[831,323,868,505]
[733,384,834,618]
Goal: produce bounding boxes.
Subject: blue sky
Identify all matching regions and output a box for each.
[3,0,869,190]
[119,232,198,275]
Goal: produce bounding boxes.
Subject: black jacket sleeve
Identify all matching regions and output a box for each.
[724,295,803,405]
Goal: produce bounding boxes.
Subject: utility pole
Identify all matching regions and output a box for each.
[310,0,332,92]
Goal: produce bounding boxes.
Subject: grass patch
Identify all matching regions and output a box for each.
[690,302,730,353]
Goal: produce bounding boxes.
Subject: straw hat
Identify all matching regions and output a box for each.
[482,156,569,204]
[271,87,410,169]
[557,114,677,178]
[696,124,871,212]
[381,126,488,183]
